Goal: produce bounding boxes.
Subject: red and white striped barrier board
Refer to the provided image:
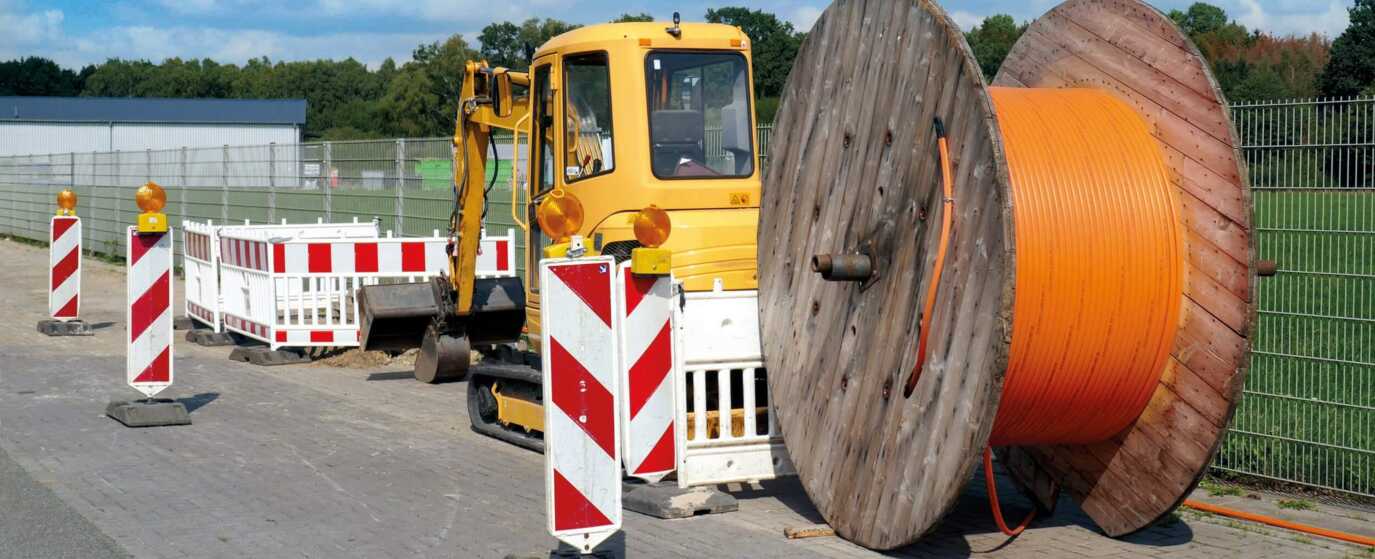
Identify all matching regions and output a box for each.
[541,256,621,553]
[48,216,81,320]
[616,262,678,483]
[271,239,447,275]
[476,231,516,277]
[126,227,174,398]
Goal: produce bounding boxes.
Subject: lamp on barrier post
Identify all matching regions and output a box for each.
[37,189,90,336]
[136,181,168,234]
[106,180,190,428]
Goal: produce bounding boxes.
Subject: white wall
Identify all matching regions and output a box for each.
[0,122,300,157]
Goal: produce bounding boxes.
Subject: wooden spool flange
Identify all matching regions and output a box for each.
[758,0,1252,550]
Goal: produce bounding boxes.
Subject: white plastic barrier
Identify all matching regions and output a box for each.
[217,227,518,350]
[673,287,794,487]
[182,218,378,332]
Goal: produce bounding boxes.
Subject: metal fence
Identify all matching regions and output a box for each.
[1,106,1370,500]
[0,138,523,270]
[1215,96,1374,500]
[0,125,776,279]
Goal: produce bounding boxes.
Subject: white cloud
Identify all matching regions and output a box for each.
[0,2,63,48]
[1236,0,1350,38]
[314,0,516,23]
[789,6,823,32]
[950,10,985,31]
[28,24,447,68]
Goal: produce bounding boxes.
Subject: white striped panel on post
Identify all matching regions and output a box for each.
[541,256,621,554]
[49,216,82,320]
[126,227,174,398]
[616,261,678,483]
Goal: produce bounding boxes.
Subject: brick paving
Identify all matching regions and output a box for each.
[0,238,1368,558]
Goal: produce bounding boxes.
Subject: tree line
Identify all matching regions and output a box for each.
[2,2,1373,140]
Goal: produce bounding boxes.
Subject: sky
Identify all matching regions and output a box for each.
[0,0,1357,70]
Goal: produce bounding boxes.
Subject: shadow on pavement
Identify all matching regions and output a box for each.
[176,392,220,413]
[366,371,416,382]
[731,466,1195,558]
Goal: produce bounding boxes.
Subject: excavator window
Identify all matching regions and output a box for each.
[533,64,556,195]
[563,52,614,182]
[529,63,556,291]
[645,51,755,179]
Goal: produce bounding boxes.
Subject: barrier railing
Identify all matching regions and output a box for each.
[182,218,380,333]
[674,288,794,487]
[188,218,517,350]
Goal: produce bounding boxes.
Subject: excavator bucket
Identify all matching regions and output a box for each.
[358,276,527,353]
[358,278,446,353]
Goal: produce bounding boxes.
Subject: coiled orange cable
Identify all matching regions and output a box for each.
[905,88,1185,536]
[989,87,1184,446]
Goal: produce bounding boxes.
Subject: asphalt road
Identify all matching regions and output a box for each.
[0,444,129,559]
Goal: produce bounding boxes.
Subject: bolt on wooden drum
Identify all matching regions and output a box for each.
[758,0,1253,550]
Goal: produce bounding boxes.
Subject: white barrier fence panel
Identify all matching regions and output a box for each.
[674,288,794,488]
[183,218,380,331]
[216,225,517,350]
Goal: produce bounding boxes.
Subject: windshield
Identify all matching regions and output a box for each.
[645,51,754,179]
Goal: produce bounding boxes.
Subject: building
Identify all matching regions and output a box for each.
[0,96,306,157]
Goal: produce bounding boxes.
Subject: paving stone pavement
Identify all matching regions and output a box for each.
[0,238,1369,558]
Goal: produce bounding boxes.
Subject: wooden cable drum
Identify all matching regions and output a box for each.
[757,0,1253,550]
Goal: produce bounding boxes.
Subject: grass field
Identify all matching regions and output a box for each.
[1216,188,1375,501]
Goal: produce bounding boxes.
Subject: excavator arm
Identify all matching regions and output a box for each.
[451,62,529,316]
[357,61,531,383]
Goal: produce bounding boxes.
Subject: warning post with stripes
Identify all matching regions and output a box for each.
[540,256,622,554]
[126,226,174,398]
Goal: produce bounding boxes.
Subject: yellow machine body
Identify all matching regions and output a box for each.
[421,21,764,437]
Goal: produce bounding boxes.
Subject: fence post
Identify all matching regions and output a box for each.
[323,142,333,221]
[179,147,188,227]
[221,145,229,222]
[114,150,121,251]
[268,142,277,223]
[145,148,152,182]
[396,138,406,235]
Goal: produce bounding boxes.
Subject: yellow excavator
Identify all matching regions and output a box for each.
[359,16,763,450]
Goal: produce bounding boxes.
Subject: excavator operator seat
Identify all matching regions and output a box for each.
[651,109,708,177]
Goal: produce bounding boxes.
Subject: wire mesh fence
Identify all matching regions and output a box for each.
[2,109,1366,501]
[0,125,776,279]
[1215,96,1374,501]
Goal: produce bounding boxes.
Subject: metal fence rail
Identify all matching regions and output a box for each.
[1216,96,1374,500]
[2,107,1367,500]
[0,125,776,280]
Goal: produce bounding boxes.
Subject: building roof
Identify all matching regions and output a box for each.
[0,96,306,125]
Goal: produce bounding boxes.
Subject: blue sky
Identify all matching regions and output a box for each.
[0,0,1355,69]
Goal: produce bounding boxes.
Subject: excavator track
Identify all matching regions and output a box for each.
[466,359,546,453]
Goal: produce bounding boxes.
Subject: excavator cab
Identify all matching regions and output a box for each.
[359,20,762,449]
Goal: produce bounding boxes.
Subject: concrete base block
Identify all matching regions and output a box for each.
[228,346,311,366]
[186,329,236,347]
[106,399,192,428]
[622,482,738,519]
[172,316,196,331]
[36,319,93,337]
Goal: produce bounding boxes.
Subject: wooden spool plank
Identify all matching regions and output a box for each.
[993,0,1253,537]
[759,0,1012,549]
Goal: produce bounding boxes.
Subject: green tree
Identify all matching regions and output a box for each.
[477,18,580,71]
[1320,0,1375,97]
[964,15,1024,81]
[704,7,801,98]
[1169,3,1228,37]
[613,13,655,23]
[0,57,88,95]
